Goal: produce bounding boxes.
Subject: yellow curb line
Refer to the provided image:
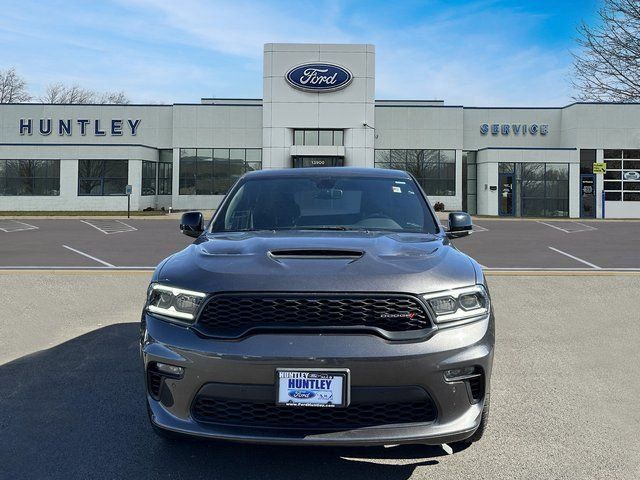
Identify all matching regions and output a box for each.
[485,270,640,276]
[0,269,639,277]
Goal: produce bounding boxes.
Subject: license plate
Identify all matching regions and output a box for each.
[276,369,349,408]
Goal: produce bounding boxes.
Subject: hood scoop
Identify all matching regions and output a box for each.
[268,249,364,260]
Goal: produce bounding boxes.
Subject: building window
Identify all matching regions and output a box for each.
[603,149,640,201]
[499,162,569,217]
[158,149,173,195]
[0,159,60,196]
[462,151,477,214]
[78,160,128,196]
[580,149,596,174]
[293,129,344,146]
[179,148,262,195]
[375,149,456,196]
[141,161,157,196]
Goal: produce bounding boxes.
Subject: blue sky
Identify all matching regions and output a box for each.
[0,0,599,105]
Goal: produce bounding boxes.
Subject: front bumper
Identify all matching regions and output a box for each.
[141,312,494,446]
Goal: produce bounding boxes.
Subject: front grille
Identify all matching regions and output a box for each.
[195,293,431,338]
[192,397,436,430]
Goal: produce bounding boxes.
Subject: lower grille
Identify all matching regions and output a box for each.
[147,370,163,398]
[192,390,436,430]
[469,375,484,402]
[195,293,431,339]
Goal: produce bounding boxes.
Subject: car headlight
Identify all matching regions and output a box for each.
[423,285,489,326]
[146,283,207,323]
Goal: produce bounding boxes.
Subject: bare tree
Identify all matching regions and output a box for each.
[0,67,32,103]
[97,90,130,104]
[572,0,640,101]
[40,83,94,104]
[39,82,131,104]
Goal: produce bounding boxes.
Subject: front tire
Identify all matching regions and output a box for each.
[454,392,490,448]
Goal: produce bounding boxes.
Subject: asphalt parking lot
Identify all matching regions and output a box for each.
[0,217,639,271]
[453,219,640,270]
[1,215,639,479]
[1,273,638,479]
[0,218,190,268]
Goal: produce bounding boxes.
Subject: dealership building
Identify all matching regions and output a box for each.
[1,43,640,218]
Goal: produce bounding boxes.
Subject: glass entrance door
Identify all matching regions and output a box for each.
[580,174,596,218]
[498,173,515,216]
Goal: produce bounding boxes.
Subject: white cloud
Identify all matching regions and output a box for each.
[368,2,574,105]
[115,0,575,105]
[115,0,353,57]
[0,0,578,105]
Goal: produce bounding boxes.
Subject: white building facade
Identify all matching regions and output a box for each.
[1,43,639,218]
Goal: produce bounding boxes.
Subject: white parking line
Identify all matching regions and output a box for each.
[62,245,116,267]
[443,221,488,232]
[81,219,137,234]
[548,246,601,269]
[0,220,39,233]
[537,221,597,234]
[572,222,598,231]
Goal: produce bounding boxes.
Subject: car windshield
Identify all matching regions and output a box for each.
[211,175,439,234]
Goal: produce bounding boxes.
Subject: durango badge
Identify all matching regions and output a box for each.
[285,63,353,92]
[379,312,416,319]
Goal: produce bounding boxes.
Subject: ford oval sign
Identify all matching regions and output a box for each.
[285,63,353,92]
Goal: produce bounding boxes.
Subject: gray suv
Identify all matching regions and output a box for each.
[141,167,494,448]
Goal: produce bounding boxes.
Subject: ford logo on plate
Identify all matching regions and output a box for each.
[285,63,353,92]
[288,389,316,399]
[623,171,640,180]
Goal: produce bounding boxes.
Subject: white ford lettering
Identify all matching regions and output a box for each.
[299,68,338,86]
[285,63,353,92]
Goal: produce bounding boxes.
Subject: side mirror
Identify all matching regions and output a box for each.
[180,211,204,238]
[446,212,473,239]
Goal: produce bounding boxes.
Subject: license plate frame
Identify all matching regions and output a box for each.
[275,368,350,408]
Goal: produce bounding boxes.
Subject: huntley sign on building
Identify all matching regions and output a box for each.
[19,118,142,136]
[1,43,639,218]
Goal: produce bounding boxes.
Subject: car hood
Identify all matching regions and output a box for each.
[155,231,478,295]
